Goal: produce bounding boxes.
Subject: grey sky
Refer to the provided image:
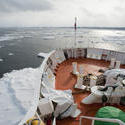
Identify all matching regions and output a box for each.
[0,0,53,12]
[0,0,125,27]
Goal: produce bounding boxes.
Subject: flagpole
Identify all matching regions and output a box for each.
[74,17,77,47]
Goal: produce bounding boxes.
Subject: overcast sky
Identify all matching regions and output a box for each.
[0,0,125,27]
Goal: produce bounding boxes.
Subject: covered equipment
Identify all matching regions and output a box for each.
[94,106,125,125]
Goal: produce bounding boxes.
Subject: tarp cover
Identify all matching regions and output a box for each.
[104,69,125,79]
[104,69,125,85]
[94,106,125,125]
[41,83,75,118]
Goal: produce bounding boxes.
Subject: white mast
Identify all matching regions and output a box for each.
[74,17,77,47]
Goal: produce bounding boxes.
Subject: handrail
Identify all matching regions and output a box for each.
[79,115,125,125]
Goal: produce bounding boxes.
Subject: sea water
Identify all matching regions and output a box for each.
[0,27,125,78]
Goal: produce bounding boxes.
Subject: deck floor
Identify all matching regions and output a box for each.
[55,58,125,125]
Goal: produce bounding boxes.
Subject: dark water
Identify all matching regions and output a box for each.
[0,27,125,78]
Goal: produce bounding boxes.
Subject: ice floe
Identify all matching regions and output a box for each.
[0,33,32,42]
[42,36,55,40]
[0,67,42,125]
[8,53,14,56]
[0,58,3,62]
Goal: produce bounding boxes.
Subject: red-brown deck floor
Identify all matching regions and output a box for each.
[55,58,125,125]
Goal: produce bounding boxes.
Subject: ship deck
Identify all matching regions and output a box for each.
[55,58,125,125]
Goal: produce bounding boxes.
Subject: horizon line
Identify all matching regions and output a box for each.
[0,26,125,29]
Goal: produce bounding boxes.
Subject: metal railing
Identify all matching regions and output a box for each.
[79,115,125,125]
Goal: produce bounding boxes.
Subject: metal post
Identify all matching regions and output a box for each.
[75,29,76,46]
[79,117,82,125]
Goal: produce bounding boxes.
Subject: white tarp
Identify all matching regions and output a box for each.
[41,83,80,118]
[38,98,54,117]
[104,69,125,85]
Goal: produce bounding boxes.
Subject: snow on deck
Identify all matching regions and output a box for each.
[0,67,42,125]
